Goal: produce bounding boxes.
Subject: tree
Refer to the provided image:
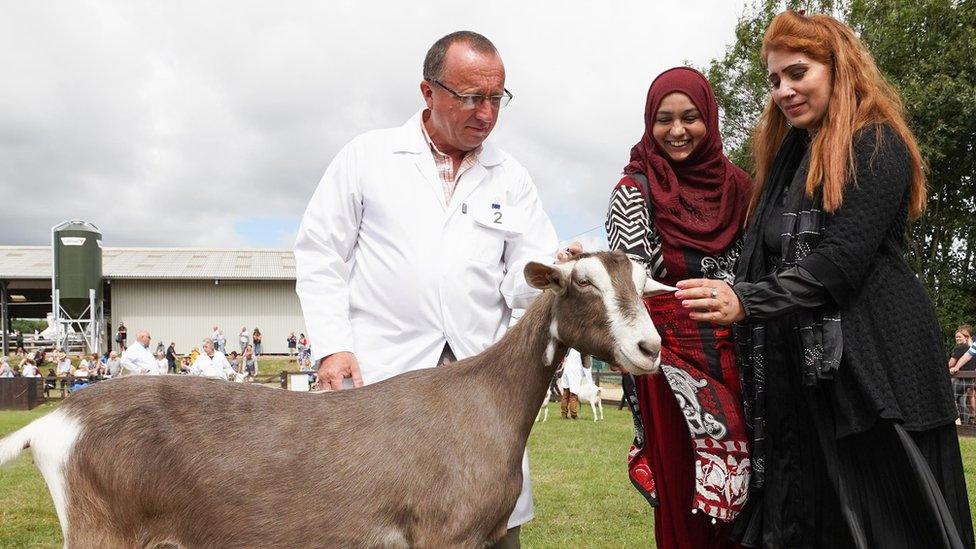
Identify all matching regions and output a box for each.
[705,0,976,337]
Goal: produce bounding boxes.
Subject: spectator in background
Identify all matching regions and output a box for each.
[216,330,227,354]
[33,348,46,368]
[949,324,975,424]
[105,351,121,377]
[55,352,72,377]
[14,330,25,356]
[155,352,168,374]
[120,331,160,375]
[190,338,235,379]
[154,340,165,357]
[78,354,100,377]
[239,327,249,353]
[19,357,39,378]
[166,342,177,374]
[115,322,127,350]
[558,350,588,420]
[189,347,200,365]
[73,359,91,378]
[227,351,241,374]
[0,357,14,377]
[242,344,259,381]
[287,332,297,357]
[179,356,191,374]
[296,333,309,364]
[252,328,263,356]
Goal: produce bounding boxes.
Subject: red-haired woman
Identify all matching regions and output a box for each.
[679,11,973,548]
[606,67,752,548]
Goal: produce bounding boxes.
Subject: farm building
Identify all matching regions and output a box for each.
[0,246,306,355]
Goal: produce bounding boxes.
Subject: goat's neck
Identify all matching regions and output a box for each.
[472,290,567,433]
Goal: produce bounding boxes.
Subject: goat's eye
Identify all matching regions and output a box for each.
[575,278,591,287]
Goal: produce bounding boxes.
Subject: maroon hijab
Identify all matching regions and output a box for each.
[624,67,751,256]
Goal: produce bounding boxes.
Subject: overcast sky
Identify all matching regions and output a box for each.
[1,1,747,253]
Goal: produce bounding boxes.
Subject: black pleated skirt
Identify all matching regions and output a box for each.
[733,324,974,548]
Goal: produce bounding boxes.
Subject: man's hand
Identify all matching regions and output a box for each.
[556,241,584,262]
[316,352,364,390]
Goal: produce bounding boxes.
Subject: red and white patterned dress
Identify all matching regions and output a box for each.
[607,174,751,548]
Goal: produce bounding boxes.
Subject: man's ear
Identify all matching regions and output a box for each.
[643,277,678,297]
[525,262,573,294]
[420,80,434,109]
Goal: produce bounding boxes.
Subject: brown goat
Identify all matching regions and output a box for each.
[0,251,674,548]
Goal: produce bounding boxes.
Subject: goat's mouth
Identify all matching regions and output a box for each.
[614,347,661,375]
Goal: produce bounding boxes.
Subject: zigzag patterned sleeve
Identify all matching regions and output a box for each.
[605,181,667,279]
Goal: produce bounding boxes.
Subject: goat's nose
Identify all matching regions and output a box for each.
[637,340,659,360]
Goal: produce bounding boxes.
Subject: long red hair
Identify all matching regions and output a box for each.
[749,11,926,220]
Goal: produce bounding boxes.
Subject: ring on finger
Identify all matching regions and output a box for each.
[710,287,718,299]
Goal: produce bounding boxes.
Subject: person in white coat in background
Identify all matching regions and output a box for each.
[558,348,591,420]
[119,331,161,375]
[294,30,578,549]
[190,338,236,380]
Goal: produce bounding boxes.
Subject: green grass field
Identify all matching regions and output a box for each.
[1,400,974,547]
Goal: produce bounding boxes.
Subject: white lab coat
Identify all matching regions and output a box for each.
[190,351,235,379]
[294,110,559,529]
[559,349,587,394]
[120,343,160,375]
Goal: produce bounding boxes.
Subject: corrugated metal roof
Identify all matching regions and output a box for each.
[0,246,297,280]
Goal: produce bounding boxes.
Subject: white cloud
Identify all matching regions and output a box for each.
[0,1,745,247]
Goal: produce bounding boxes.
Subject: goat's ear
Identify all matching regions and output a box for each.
[643,277,678,297]
[525,262,572,293]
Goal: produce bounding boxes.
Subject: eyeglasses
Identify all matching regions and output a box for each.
[431,80,513,109]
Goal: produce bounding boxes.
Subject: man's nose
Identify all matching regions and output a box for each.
[473,100,496,123]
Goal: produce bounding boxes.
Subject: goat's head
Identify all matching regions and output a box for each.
[525,251,675,375]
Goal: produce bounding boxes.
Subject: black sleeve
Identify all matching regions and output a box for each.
[606,180,656,274]
[796,125,913,305]
[733,265,832,322]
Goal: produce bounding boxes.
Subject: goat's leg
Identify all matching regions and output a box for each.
[591,400,598,422]
[598,398,604,420]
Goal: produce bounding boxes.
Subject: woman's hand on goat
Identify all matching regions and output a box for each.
[317,352,364,390]
[675,279,745,325]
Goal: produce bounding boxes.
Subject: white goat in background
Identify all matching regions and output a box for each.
[578,373,604,421]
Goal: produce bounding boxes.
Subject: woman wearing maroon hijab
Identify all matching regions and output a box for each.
[606,67,752,548]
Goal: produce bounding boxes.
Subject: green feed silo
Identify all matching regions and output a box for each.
[52,220,103,318]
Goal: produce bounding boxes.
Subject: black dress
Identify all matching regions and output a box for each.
[730,126,973,548]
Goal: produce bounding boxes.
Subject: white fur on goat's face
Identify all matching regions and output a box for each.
[525,252,676,375]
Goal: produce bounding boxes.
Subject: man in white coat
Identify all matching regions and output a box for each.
[558,349,591,419]
[294,31,570,548]
[119,330,161,375]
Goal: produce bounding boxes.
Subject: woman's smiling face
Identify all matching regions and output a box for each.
[652,92,707,162]
[767,49,832,130]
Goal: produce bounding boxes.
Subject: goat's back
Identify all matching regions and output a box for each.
[52,372,522,546]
